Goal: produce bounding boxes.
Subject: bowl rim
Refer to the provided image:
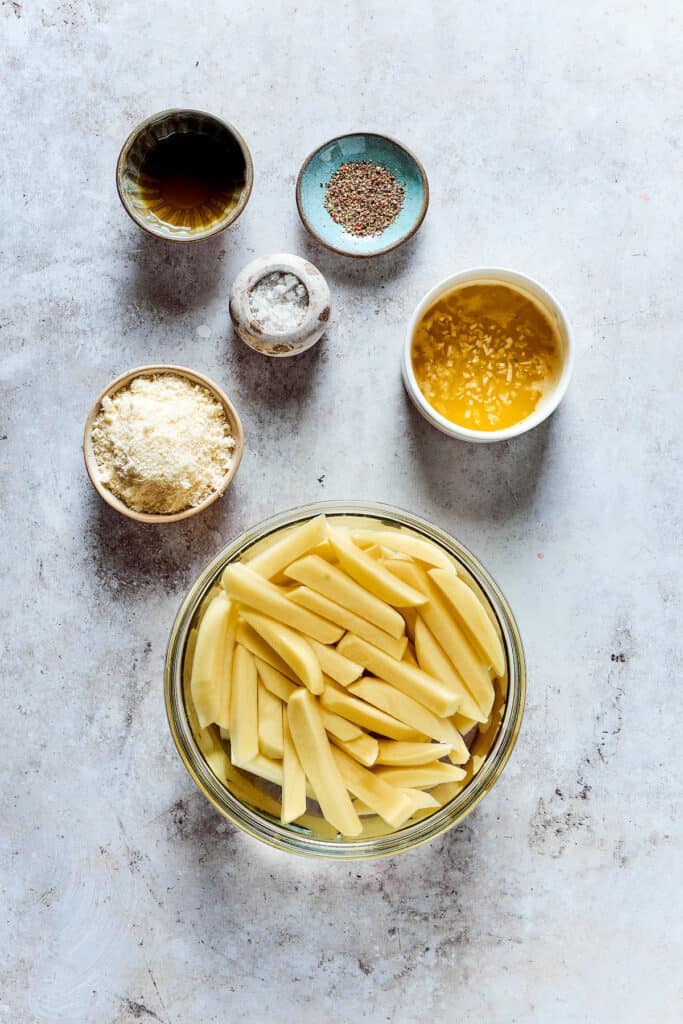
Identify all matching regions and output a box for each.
[82,363,244,524]
[116,108,254,243]
[295,131,429,259]
[403,267,574,442]
[164,500,526,859]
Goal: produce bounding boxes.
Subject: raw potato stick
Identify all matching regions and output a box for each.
[351,529,455,570]
[387,560,494,717]
[287,689,362,837]
[284,555,405,639]
[222,760,283,817]
[230,645,259,767]
[400,787,441,811]
[254,658,298,702]
[402,643,419,666]
[282,712,307,824]
[289,586,408,659]
[429,568,506,676]
[204,746,230,783]
[236,621,298,682]
[376,763,467,789]
[349,678,460,744]
[243,752,283,786]
[215,603,238,731]
[255,660,372,746]
[337,634,459,717]
[327,526,427,607]
[257,680,284,758]
[331,747,415,829]
[240,610,324,694]
[246,514,327,580]
[376,741,454,766]
[445,727,471,766]
[190,592,232,728]
[307,637,363,686]
[330,731,379,767]
[320,709,363,742]
[254,664,362,743]
[414,616,486,723]
[401,606,418,641]
[244,752,316,801]
[320,683,428,741]
[454,712,479,737]
[223,563,343,644]
[428,779,470,806]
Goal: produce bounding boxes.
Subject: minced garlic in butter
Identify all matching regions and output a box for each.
[411,283,561,431]
[91,374,235,514]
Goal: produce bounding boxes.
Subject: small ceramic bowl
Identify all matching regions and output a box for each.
[403,267,574,443]
[83,365,244,523]
[296,132,429,258]
[230,253,331,357]
[116,109,253,242]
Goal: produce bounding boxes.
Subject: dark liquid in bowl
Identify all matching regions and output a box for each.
[137,131,246,230]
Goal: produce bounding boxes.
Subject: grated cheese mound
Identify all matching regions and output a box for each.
[91,374,235,514]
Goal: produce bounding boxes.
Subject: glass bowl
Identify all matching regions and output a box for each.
[164,502,525,859]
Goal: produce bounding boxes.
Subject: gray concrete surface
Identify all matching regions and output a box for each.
[1,1,681,1021]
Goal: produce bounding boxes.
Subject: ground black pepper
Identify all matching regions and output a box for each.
[323,161,404,237]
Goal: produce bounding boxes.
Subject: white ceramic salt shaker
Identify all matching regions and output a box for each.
[230,253,332,357]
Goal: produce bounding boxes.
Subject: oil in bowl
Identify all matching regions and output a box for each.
[117,110,253,242]
[404,269,572,441]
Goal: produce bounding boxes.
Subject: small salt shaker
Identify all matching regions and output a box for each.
[229,253,331,357]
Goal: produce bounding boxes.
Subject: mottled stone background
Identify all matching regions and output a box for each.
[1,1,681,1021]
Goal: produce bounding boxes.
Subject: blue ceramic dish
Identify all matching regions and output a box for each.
[296,132,429,258]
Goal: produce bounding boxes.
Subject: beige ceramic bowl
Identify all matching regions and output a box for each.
[83,364,244,524]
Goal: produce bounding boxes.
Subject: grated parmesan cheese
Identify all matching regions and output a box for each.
[91,374,235,514]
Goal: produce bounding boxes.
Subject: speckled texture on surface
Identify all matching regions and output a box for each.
[1,2,681,1022]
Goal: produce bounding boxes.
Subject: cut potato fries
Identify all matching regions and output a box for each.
[377,763,467,788]
[321,682,428,741]
[429,569,506,677]
[281,712,307,824]
[257,680,284,759]
[240,610,324,694]
[255,658,297,702]
[376,741,454,766]
[327,527,428,607]
[236,621,298,682]
[387,560,495,718]
[320,709,363,742]
[288,586,408,659]
[337,634,459,717]
[223,563,343,645]
[352,529,455,570]
[186,514,507,838]
[230,645,259,767]
[190,592,232,729]
[349,678,460,744]
[332,747,415,828]
[246,514,328,580]
[307,637,363,686]
[284,555,405,638]
[288,689,362,836]
[413,616,486,723]
[330,731,379,767]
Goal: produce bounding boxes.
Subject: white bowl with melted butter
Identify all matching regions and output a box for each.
[403,268,573,442]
